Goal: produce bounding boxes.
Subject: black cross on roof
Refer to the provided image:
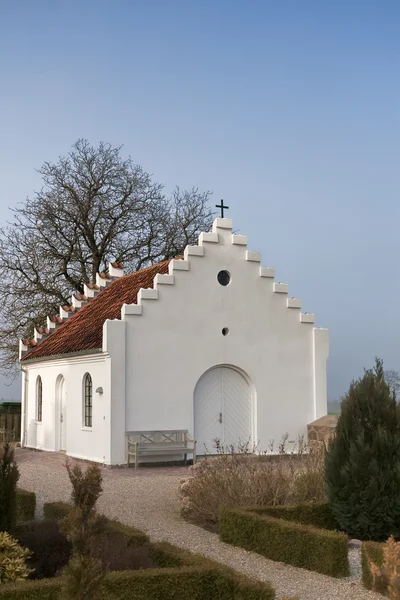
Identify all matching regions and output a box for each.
[215,200,229,219]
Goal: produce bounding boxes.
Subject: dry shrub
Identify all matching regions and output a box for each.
[180,436,326,530]
[370,537,400,599]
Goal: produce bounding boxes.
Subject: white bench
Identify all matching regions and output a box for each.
[126,430,196,469]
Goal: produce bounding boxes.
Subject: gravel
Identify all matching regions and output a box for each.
[17,449,380,600]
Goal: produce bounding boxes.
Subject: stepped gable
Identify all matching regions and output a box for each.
[21,260,170,361]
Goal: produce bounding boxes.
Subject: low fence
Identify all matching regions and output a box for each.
[0,402,21,443]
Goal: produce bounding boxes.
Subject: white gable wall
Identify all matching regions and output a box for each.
[21,218,328,465]
[105,218,328,463]
[22,353,111,463]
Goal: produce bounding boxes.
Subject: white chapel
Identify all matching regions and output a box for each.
[19,217,328,465]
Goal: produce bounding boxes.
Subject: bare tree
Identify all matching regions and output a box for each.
[384,370,400,396]
[0,139,214,374]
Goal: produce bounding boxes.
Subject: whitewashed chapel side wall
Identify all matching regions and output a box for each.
[22,353,111,463]
[105,218,329,464]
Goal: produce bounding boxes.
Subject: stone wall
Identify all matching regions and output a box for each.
[307,415,338,447]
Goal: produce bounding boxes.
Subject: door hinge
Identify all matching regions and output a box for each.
[219,412,223,423]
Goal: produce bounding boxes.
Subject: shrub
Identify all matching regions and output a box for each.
[43,503,151,571]
[0,565,275,600]
[43,501,71,522]
[325,358,400,541]
[59,461,105,600]
[369,537,400,598]
[0,443,20,532]
[0,531,32,584]
[0,540,276,599]
[180,438,325,530]
[0,578,60,599]
[220,507,349,577]
[92,519,151,571]
[16,489,36,523]
[249,502,339,531]
[291,470,326,503]
[361,538,400,599]
[14,520,72,579]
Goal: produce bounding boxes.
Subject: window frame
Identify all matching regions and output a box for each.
[36,376,43,422]
[83,373,93,429]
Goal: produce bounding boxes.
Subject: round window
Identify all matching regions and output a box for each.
[222,327,229,336]
[217,270,231,286]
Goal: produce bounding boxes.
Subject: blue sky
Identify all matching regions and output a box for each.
[0,1,399,402]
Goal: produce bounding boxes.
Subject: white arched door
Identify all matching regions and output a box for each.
[59,377,67,451]
[194,366,252,454]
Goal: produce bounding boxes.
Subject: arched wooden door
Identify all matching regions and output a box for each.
[194,366,252,454]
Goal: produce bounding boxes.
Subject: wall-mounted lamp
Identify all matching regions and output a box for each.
[95,387,103,394]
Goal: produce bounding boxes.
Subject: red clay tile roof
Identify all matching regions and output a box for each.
[22,260,170,361]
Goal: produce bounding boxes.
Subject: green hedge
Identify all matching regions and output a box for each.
[249,502,339,531]
[149,541,275,599]
[101,517,149,547]
[361,541,386,595]
[0,544,275,600]
[42,501,71,521]
[16,489,36,523]
[220,507,349,578]
[0,578,60,599]
[36,503,276,600]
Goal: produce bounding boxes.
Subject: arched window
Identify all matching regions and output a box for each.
[83,374,92,428]
[36,376,43,422]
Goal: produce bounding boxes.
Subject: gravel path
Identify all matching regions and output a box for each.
[17,449,379,600]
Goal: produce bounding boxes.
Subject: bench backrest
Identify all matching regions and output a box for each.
[126,430,188,448]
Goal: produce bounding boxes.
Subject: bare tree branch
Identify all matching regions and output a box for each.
[0,139,214,375]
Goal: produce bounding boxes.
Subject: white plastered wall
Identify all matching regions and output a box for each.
[22,353,111,464]
[105,218,329,463]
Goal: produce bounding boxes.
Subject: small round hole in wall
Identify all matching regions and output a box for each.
[222,327,229,336]
[217,270,231,286]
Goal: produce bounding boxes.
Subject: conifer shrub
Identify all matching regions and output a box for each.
[0,443,20,533]
[325,358,400,541]
[59,461,106,600]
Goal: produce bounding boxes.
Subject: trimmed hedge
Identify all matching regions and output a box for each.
[0,578,60,599]
[149,541,275,599]
[249,502,339,531]
[42,501,70,521]
[36,503,276,600]
[361,541,386,595]
[16,488,36,523]
[0,542,275,600]
[220,507,349,578]
[100,517,149,547]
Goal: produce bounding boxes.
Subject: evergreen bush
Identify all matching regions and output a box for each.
[0,443,20,533]
[16,490,36,523]
[325,358,400,541]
